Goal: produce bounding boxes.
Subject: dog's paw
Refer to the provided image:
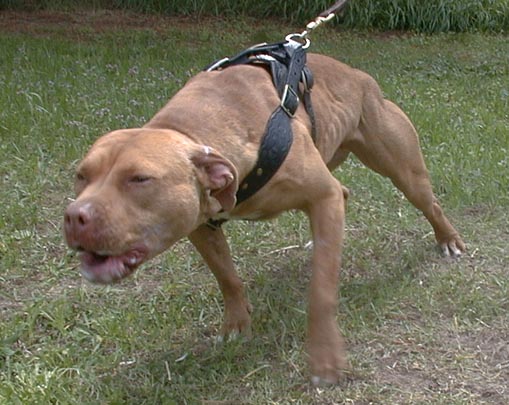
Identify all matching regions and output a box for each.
[218,301,253,342]
[311,374,340,387]
[216,331,241,344]
[440,235,466,258]
[309,353,349,386]
[307,328,348,385]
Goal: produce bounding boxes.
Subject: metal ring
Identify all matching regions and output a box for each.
[285,33,311,49]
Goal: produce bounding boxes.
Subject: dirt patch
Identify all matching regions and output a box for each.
[0,10,201,38]
[373,320,509,403]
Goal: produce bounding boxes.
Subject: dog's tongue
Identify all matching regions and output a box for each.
[79,251,142,284]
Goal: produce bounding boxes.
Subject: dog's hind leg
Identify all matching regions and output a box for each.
[189,224,252,340]
[345,98,465,256]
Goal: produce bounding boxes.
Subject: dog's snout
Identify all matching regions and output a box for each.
[64,202,95,248]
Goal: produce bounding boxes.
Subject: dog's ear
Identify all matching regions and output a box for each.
[191,146,238,212]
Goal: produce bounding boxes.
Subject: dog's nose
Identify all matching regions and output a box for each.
[64,201,94,248]
[65,201,93,229]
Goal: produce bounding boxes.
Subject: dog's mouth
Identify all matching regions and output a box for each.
[78,248,147,284]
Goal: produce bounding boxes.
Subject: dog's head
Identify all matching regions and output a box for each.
[64,128,237,283]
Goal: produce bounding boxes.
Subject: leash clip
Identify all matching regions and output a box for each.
[306,13,336,33]
[284,9,337,49]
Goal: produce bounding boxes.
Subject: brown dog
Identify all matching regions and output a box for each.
[64,53,465,384]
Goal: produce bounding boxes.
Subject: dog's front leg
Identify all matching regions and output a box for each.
[305,179,348,385]
[189,225,252,340]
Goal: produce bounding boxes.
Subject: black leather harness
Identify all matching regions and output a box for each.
[204,40,317,227]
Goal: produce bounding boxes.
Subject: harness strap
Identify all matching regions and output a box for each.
[235,107,293,204]
[204,41,287,72]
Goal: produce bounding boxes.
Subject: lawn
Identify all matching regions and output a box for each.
[1,11,508,404]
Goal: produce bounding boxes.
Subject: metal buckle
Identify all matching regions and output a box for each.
[281,84,299,117]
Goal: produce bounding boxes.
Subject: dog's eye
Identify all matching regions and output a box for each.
[76,172,86,182]
[129,175,152,184]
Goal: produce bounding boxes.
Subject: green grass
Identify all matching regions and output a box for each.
[343,0,509,33]
[1,14,509,403]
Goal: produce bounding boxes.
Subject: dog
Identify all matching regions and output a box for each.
[64,52,465,385]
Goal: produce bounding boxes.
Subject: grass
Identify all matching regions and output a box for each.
[1,11,509,404]
[343,0,509,33]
